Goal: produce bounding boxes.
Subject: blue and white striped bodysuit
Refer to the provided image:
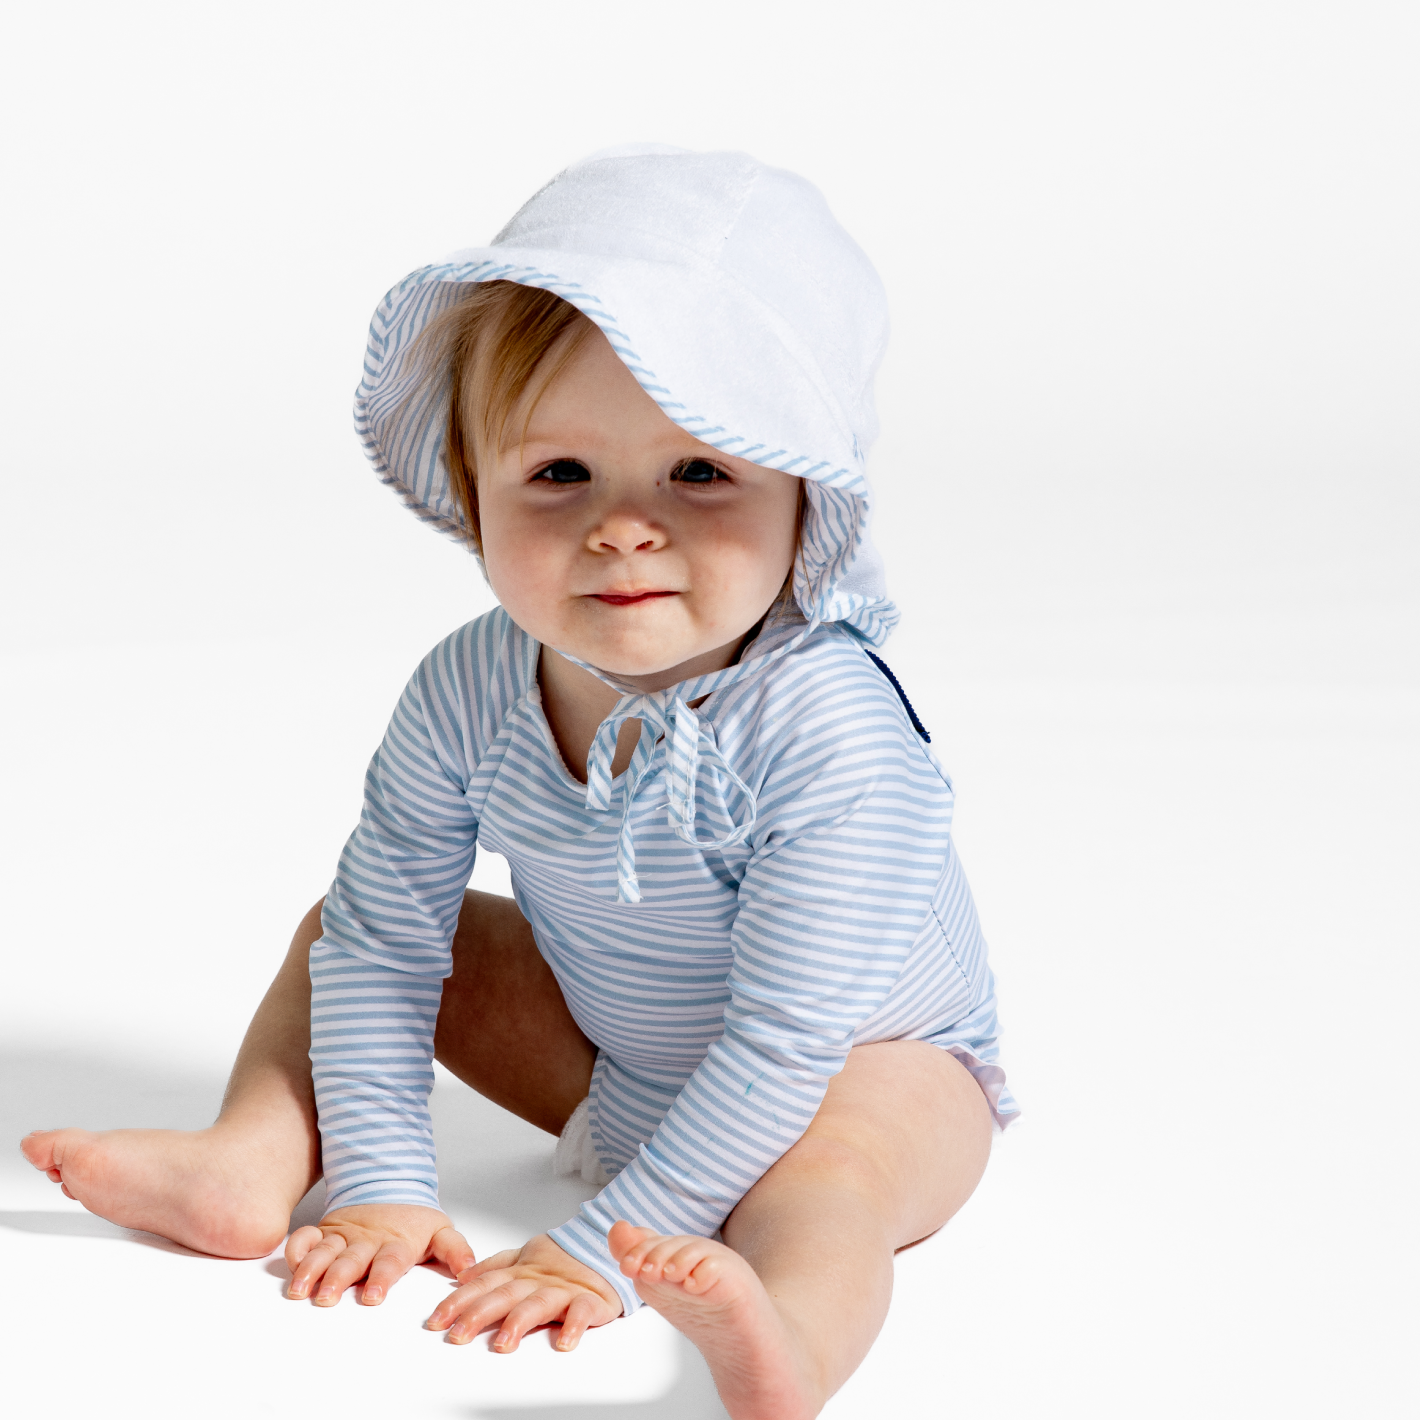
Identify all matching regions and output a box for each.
[311,606,1016,1313]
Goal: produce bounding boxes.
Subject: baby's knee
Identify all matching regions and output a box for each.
[769,1132,886,1201]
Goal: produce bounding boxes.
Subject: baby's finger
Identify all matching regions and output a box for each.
[286,1229,348,1299]
[555,1289,616,1352]
[457,1248,520,1281]
[361,1240,417,1306]
[490,1290,569,1353]
[445,1279,537,1345]
[285,1224,332,1273]
[312,1243,378,1306]
[427,1224,476,1279]
[427,1268,517,1331]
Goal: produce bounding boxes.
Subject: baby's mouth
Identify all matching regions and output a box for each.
[590,590,679,606]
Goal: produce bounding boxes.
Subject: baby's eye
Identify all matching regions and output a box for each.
[671,458,728,485]
[533,459,591,484]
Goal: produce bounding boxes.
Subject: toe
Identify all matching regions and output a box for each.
[20,1129,61,1169]
[607,1220,645,1260]
[609,1221,660,1273]
[637,1237,687,1281]
[661,1240,709,1281]
[684,1252,725,1293]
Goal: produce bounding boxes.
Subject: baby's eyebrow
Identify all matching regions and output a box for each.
[502,433,573,456]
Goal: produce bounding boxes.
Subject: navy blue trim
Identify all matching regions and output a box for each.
[865,652,931,743]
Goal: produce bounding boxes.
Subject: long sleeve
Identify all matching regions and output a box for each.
[549,715,956,1312]
[311,659,479,1213]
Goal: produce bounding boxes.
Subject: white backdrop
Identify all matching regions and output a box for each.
[2,4,1416,1418]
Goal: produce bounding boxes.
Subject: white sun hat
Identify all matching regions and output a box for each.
[354,142,896,646]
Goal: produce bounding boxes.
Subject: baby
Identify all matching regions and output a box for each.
[23,145,1018,1419]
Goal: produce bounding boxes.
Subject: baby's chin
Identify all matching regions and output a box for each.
[560,628,741,688]
[580,645,715,685]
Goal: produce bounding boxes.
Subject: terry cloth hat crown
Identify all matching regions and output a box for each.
[354,142,897,646]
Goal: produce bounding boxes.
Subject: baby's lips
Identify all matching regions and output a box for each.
[588,589,679,605]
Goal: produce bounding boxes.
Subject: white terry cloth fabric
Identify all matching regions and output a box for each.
[553,1098,614,1189]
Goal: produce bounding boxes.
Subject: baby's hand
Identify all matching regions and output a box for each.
[425,1233,623,1352]
[285,1204,474,1307]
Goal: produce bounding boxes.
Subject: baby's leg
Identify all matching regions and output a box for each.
[21,900,327,1256]
[434,890,595,1136]
[608,1041,992,1420]
[22,889,594,1256]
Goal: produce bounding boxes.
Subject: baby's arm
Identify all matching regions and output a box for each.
[290,654,482,1306]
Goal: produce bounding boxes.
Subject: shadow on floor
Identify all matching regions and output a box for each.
[473,1332,728,1420]
[2,1046,595,1241]
[429,1077,603,1237]
[0,1208,206,1256]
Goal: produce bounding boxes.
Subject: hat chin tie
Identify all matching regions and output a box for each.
[583,693,757,905]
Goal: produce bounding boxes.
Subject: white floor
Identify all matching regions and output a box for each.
[2,633,1415,1418]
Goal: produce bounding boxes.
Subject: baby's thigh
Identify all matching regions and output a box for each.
[433,890,596,1135]
[800,1041,993,1246]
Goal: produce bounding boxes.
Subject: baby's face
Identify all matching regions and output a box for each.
[478,329,801,690]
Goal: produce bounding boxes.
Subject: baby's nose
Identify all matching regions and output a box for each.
[589,510,666,555]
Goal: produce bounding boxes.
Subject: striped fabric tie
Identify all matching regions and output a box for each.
[583,694,757,903]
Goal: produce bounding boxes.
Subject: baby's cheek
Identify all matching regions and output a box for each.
[690,555,784,632]
[483,542,568,629]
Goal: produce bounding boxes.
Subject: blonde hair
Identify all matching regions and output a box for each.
[407,280,596,555]
[405,279,805,609]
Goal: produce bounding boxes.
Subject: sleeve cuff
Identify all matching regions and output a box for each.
[548,1216,642,1316]
[322,1179,443,1213]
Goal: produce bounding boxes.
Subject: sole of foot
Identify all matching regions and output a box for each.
[608,1221,822,1420]
[20,1126,301,1259]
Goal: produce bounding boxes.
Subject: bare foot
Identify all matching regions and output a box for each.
[608,1222,823,1420]
[20,1126,307,1258]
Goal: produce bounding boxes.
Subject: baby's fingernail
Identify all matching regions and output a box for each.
[494,1331,511,1348]
[364,1287,382,1304]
